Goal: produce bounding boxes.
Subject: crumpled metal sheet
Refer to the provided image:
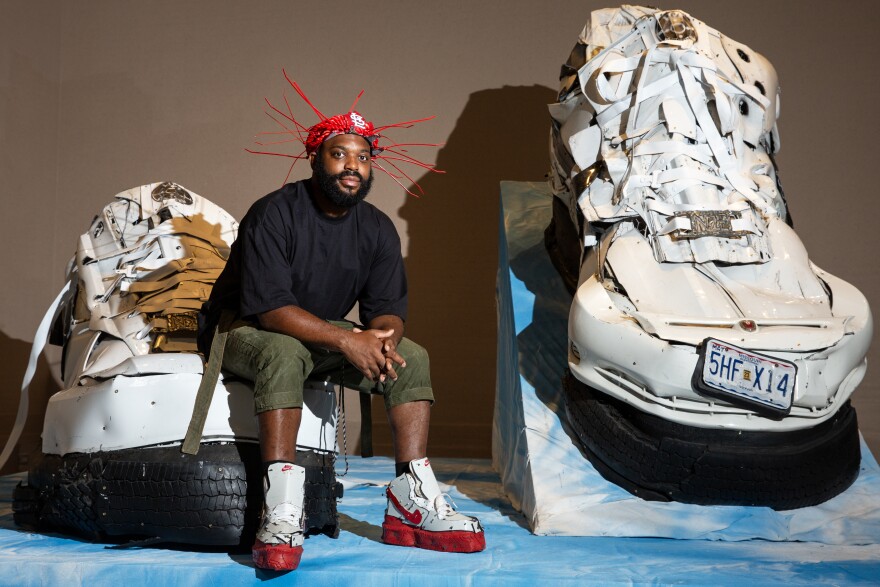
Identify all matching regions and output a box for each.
[550,5,787,265]
[548,7,873,432]
[72,182,238,381]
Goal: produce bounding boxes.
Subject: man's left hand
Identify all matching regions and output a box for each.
[353,327,406,382]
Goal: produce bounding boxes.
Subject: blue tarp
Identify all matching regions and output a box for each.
[2,457,880,586]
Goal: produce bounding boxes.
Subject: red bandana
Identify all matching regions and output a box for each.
[247,70,442,196]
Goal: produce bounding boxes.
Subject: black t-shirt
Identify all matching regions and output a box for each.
[207,180,407,328]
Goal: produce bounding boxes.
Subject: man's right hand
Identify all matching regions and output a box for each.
[259,305,403,382]
[341,328,395,381]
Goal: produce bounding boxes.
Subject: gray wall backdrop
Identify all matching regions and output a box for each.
[1,0,877,472]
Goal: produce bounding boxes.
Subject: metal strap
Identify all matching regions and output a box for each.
[181,310,233,455]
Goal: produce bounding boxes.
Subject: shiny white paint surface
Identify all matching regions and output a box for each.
[42,376,338,455]
[552,8,873,431]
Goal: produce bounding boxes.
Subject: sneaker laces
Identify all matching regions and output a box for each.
[263,502,304,540]
[433,493,458,520]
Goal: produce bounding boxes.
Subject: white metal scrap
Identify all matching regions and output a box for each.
[551,6,873,430]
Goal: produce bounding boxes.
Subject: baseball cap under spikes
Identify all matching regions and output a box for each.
[247,70,443,196]
[305,111,381,157]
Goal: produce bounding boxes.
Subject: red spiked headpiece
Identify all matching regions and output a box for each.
[247,70,442,196]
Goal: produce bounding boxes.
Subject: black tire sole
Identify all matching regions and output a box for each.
[12,443,342,546]
[563,370,861,509]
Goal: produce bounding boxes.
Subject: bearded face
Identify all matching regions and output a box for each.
[311,134,374,208]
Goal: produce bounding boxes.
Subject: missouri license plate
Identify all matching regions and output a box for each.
[692,338,797,418]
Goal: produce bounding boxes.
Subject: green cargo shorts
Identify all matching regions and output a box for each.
[221,320,434,414]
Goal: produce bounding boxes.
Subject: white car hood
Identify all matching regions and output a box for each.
[604,218,854,351]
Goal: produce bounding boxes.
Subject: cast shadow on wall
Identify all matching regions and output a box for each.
[390,85,557,458]
[0,331,58,476]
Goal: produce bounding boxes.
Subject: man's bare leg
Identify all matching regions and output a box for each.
[387,400,430,463]
[259,408,302,462]
[253,407,306,571]
[382,399,485,552]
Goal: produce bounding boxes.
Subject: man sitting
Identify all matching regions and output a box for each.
[201,95,485,571]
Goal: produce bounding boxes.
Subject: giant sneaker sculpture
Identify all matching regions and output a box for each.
[546,5,873,509]
[9,182,341,545]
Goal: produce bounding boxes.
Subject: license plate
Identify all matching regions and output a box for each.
[692,338,797,418]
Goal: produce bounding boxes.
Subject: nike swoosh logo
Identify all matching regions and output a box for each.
[387,487,422,525]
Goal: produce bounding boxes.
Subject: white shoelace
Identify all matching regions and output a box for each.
[264,503,303,540]
[433,493,458,520]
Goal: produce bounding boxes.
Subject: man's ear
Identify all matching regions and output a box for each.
[308,150,317,169]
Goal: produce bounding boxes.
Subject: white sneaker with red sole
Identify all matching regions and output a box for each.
[382,457,485,553]
[252,462,306,571]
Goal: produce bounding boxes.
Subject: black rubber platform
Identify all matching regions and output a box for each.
[12,443,342,546]
[562,370,861,510]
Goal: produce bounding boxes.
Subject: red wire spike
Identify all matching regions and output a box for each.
[282,69,326,120]
[349,90,366,112]
[281,158,298,186]
[374,162,423,198]
[265,97,295,124]
[254,137,303,146]
[244,148,300,159]
[380,156,427,196]
[374,116,437,132]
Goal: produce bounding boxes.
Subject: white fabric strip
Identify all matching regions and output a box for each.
[0,280,72,471]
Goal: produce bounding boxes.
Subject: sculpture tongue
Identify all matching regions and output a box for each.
[409,457,442,502]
